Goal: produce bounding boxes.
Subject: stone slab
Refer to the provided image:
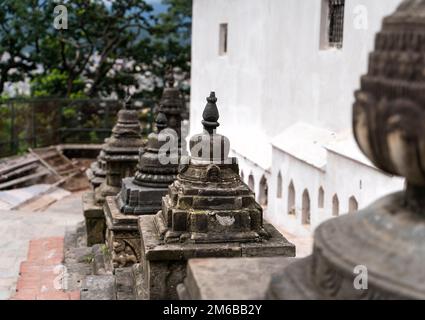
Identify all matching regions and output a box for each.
[0,192,83,300]
[136,215,295,299]
[82,192,103,218]
[80,275,116,300]
[178,257,297,300]
[115,267,135,300]
[104,196,139,231]
[139,215,296,261]
[82,192,105,246]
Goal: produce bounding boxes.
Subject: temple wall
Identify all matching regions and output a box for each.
[231,150,270,205]
[190,0,404,236]
[268,146,325,236]
[266,146,404,236]
[190,0,401,138]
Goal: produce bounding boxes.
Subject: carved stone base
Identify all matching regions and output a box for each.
[135,213,296,300]
[104,196,141,268]
[83,192,105,246]
[117,177,167,215]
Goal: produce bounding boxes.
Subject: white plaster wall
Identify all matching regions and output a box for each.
[267,147,405,236]
[324,151,405,214]
[230,150,270,204]
[268,147,325,236]
[190,0,405,236]
[190,0,401,138]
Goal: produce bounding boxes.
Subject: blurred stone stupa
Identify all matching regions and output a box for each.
[83,97,144,246]
[157,69,186,151]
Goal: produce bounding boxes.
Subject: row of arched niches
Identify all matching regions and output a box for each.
[240,170,358,225]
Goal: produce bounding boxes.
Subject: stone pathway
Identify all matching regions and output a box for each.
[10,237,80,300]
[0,191,84,300]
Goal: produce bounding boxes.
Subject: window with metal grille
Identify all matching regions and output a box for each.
[328,0,345,48]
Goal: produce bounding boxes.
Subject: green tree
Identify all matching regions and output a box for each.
[0,0,193,100]
[150,0,192,84]
[0,0,47,94]
[36,0,155,98]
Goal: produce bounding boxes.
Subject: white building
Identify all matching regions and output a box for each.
[189,0,405,236]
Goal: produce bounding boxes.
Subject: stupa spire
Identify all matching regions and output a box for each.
[155,110,168,132]
[202,92,220,133]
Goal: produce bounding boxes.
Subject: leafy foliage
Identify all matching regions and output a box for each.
[0,0,192,100]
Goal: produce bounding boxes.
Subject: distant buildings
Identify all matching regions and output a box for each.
[190,0,404,236]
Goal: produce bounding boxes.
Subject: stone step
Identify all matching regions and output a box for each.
[92,244,113,275]
[64,222,87,250]
[115,267,136,300]
[63,221,136,300]
[80,275,116,300]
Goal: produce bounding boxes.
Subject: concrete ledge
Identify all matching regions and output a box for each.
[137,214,296,299]
[140,215,295,261]
[180,256,297,300]
[83,191,105,246]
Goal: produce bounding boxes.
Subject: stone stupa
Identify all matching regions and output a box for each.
[134,92,295,300]
[83,97,144,246]
[156,69,186,151]
[87,148,107,189]
[103,111,179,268]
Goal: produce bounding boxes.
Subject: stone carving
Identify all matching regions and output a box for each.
[103,74,186,268]
[87,149,107,189]
[156,68,186,151]
[105,229,141,268]
[83,97,144,246]
[104,111,180,268]
[266,0,425,300]
[95,97,144,204]
[135,92,295,299]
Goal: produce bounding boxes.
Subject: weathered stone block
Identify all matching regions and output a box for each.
[136,214,295,300]
[178,257,296,300]
[104,196,141,268]
[117,178,168,215]
[82,192,105,246]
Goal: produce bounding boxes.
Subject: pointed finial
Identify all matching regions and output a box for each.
[202,92,220,133]
[124,91,132,110]
[155,111,168,132]
[165,67,175,88]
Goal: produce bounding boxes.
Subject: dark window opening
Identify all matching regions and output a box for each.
[328,0,345,48]
[219,23,228,55]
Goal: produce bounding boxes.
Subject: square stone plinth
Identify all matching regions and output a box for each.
[135,214,296,300]
[104,196,141,268]
[177,257,297,300]
[83,192,105,246]
[118,178,168,215]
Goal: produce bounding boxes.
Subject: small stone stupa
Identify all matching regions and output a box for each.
[83,97,144,246]
[157,69,186,150]
[103,111,179,268]
[87,148,107,189]
[134,92,295,300]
